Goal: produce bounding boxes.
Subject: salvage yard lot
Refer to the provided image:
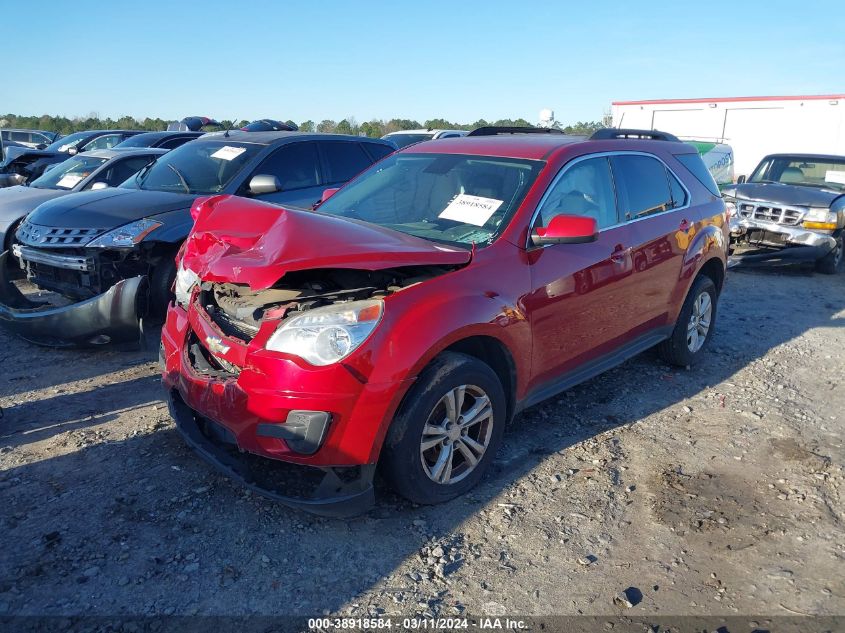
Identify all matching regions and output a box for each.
[0,269,843,617]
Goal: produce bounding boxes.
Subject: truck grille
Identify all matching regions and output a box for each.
[17,220,105,247]
[737,203,804,226]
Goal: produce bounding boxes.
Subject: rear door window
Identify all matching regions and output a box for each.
[253,141,321,191]
[610,155,674,220]
[320,141,373,184]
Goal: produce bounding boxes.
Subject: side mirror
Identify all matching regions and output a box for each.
[36,143,48,150]
[320,187,340,203]
[531,214,598,246]
[736,175,746,184]
[248,174,281,195]
[90,182,109,191]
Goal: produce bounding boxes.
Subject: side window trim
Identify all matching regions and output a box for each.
[526,150,691,249]
[528,153,621,238]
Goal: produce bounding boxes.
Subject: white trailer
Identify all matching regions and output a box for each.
[611,94,845,179]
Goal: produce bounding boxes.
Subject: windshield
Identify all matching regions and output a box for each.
[45,131,91,153]
[750,156,845,191]
[29,155,107,190]
[125,140,261,194]
[317,153,544,247]
[384,133,435,149]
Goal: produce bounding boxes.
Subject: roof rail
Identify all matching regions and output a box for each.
[589,128,680,142]
[467,126,564,137]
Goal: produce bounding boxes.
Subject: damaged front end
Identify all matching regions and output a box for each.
[162,195,473,515]
[0,250,146,346]
[726,195,844,266]
[0,219,165,346]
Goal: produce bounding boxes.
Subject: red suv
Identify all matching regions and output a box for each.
[161,127,728,517]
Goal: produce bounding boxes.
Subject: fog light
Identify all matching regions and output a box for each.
[256,410,332,455]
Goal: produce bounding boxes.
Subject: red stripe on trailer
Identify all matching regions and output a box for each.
[612,95,845,106]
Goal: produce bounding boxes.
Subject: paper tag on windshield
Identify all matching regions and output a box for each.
[56,174,84,188]
[439,194,503,226]
[211,146,246,161]
[825,170,845,185]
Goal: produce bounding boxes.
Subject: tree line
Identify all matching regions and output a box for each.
[0,113,604,138]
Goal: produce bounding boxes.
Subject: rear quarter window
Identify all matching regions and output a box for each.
[363,142,394,161]
[676,153,720,197]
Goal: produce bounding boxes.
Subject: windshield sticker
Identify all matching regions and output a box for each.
[56,174,84,188]
[439,194,503,226]
[211,146,247,161]
[825,170,845,185]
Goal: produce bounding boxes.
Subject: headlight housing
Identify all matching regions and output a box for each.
[722,196,737,219]
[265,299,383,366]
[174,262,200,308]
[86,218,162,248]
[802,208,838,230]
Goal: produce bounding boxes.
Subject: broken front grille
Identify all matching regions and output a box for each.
[17,220,105,247]
[737,203,804,226]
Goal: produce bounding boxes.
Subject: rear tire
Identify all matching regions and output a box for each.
[814,231,843,275]
[658,275,718,367]
[380,352,506,505]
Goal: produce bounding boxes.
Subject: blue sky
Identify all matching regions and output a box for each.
[3,0,843,125]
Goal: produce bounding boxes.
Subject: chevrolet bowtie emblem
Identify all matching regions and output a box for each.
[205,336,230,355]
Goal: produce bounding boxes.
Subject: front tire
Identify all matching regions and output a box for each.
[815,231,843,275]
[658,275,718,367]
[147,249,179,321]
[380,352,506,505]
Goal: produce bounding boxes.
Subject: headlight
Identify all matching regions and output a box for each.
[802,208,838,230]
[723,197,737,219]
[86,218,162,248]
[265,299,383,366]
[174,262,200,308]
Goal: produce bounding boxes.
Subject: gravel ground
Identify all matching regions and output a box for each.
[0,267,843,619]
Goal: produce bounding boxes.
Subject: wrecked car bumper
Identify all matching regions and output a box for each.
[161,302,409,516]
[729,216,836,264]
[0,251,146,346]
[0,173,26,189]
[167,390,376,518]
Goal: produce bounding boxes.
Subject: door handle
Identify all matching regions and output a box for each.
[610,245,631,263]
[679,219,692,232]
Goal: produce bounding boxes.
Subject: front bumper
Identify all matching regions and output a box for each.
[729,216,837,264]
[0,173,25,188]
[161,302,410,515]
[168,390,376,518]
[0,251,146,346]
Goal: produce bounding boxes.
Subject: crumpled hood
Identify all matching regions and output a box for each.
[725,182,841,208]
[0,147,58,169]
[0,186,68,219]
[181,195,472,290]
[26,187,198,229]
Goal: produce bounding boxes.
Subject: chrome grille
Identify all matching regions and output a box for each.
[16,220,105,247]
[737,202,804,226]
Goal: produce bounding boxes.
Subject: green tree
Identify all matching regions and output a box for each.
[299,120,315,132]
[334,118,358,135]
[316,119,336,133]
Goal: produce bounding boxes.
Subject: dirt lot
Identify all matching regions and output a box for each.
[1,267,843,620]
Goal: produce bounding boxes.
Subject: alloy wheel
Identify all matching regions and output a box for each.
[420,384,494,485]
[686,291,712,353]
